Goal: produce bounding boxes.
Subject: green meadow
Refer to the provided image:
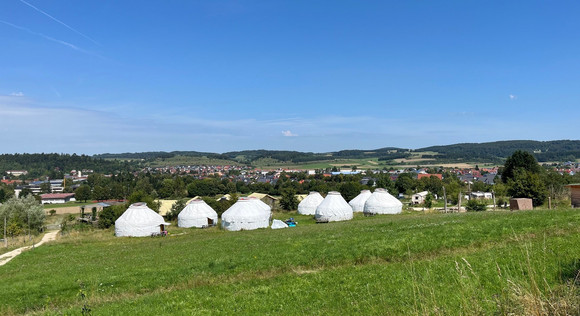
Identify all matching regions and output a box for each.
[1,210,579,315]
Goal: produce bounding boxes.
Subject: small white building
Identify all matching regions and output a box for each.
[6,170,28,176]
[40,193,76,204]
[411,191,429,205]
[469,191,493,200]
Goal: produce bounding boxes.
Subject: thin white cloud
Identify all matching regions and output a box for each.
[0,19,100,58]
[10,92,24,97]
[509,94,517,100]
[0,95,576,154]
[18,0,100,46]
[282,130,298,137]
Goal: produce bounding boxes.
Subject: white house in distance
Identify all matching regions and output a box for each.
[6,170,28,177]
[411,191,429,205]
[469,191,493,200]
[40,193,76,204]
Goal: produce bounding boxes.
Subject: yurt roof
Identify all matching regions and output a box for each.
[298,191,324,215]
[315,191,353,222]
[364,189,403,214]
[117,202,170,226]
[115,202,170,236]
[222,198,268,221]
[179,200,217,219]
[348,190,372,212]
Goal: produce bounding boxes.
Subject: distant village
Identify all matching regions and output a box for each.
[2,161,579,206]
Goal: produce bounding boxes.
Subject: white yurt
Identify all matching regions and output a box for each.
[248,197,272,220]
[221,198,270,231]
[297,191,324,215]
[315,191,353,223]
[348,190,372,212]
[178,199,218,228]
[115,202,170,237]
[363,188,403,215]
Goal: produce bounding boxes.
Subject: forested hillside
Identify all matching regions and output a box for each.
[0,153,135,178]
[3,140,579,177]
[95,140,580,164]
[96,148,409,164]
[418,140,580,162]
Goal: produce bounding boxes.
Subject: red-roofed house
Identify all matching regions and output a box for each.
[417,174,442,180]
[41,193,76,204]
[1,179,22,185]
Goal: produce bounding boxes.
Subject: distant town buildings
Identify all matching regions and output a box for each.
[6,170,28,177]
[41,193,76,204]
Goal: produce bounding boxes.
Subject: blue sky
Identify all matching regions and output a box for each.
[1,1,579,154]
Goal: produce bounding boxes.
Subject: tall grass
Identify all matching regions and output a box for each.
[1,209,580,315]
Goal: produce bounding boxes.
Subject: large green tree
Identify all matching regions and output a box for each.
[75,185,92,202]
[395,173,417,195]
[339,182,363,201]
[507,169,548,207]
[40,182,52,194]
[502,150,547,207]
[501,150,542,183]
[279,188,299,211]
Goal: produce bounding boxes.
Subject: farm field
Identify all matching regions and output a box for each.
[147,155,245,168]
[250,157,497,171]
[1,210,579,315]
[107,152,501,170]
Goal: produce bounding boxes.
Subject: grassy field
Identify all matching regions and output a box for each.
[1,210,579,315]
[117,152,504,170]
[147,155,245,168]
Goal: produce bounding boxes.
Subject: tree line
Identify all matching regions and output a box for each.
[0,153,136,179]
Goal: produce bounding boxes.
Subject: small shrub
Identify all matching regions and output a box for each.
[466,199,487,212]
[49,209,57,216]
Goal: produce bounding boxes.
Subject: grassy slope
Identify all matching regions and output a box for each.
[1,210,579,315]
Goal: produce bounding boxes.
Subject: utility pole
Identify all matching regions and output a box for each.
[550,185,554,209]
[458,192,462,213]
[4,216,6,248]
[443,186,448,213]
[492,190,496,211]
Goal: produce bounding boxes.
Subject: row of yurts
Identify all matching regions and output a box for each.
[115,189,402,237]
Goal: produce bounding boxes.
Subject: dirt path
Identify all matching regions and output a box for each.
[0,230,60,266]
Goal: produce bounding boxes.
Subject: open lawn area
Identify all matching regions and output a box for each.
[1,210,580,315]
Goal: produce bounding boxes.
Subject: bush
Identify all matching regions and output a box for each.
[165,199,186,221]
[0,195,46,236]
[280,188,298,211]
[98,205,125,229]
[466,199,487,212]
